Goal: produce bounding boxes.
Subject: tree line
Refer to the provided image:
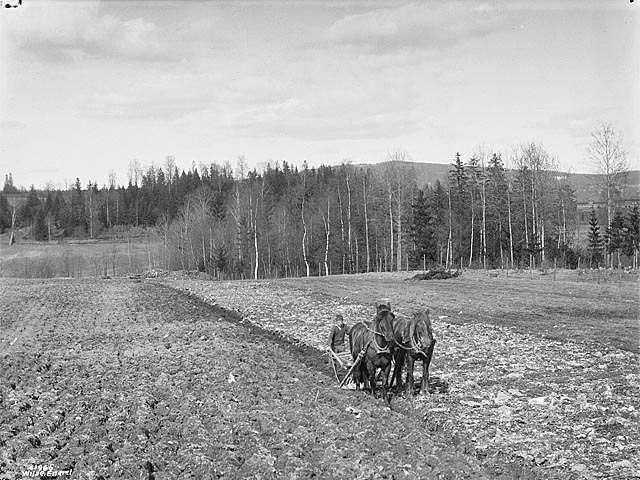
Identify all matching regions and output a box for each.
[1,128,637,277]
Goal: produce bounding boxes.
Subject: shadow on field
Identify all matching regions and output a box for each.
[154,283,335,379]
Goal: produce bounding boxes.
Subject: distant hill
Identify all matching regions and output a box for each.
[358,161,639,205]
[564,171,639,204]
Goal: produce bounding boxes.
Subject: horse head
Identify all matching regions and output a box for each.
[373,302,396,346]
[375,300,391,314]
[410,310,435,355]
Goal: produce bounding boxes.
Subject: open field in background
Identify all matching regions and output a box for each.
[1,233,638,283]
[278,270,639,353]
[160,271,639,479]
[1,278,527,479]
[0,238,164,278]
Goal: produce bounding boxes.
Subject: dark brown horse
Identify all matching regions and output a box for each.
[390,310,436,395]
[348,302,396,398]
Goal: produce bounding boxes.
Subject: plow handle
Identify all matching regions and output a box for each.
[338,348,366,388]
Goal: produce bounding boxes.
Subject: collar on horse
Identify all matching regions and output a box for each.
[364,324,391,355]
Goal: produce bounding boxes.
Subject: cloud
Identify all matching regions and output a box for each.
[80,91,216,121]
[76,73,294,121]
[221,91,428,141]
[71,43,437,140]
[324,1,507,53]
[0,120,27,132]
[2,1,178,62]
[527,107,619,141]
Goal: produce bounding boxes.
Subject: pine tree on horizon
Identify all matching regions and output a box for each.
[33,207,49,241]
[605,210,626,268]
[448,152,467,265]
[587,208,604,268]
[623,206,640,269]
[410,188,438,267]
[3,173,18,193]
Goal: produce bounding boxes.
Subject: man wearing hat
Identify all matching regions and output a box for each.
[328,314,349,353]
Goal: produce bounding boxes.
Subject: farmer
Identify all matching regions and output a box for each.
[329,314,349,353]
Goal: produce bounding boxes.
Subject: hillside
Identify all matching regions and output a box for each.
[360,161,640,205]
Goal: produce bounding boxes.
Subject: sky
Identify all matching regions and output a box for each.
[0,0,638,188]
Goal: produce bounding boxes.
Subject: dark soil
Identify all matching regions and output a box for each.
[0,278,533,479]
[160,273,639,479]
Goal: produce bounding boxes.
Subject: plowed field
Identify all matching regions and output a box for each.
[0,278,530,479]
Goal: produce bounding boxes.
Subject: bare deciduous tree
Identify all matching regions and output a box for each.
[107,170,117,229]
[301,167,310,277]
[346,170,353,271]
[387,151,413,271]
[363,175,370,272]
[8,197,18,245]
[587,122,628,229]
[322,197,330,276]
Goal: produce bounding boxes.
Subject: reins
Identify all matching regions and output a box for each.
[363,325,390,354]
[363,321,391,355]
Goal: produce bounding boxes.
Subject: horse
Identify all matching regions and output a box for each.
[390,310,436,396]
[348,301,396,398]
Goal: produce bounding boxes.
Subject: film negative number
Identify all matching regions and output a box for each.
[3,0,22,8]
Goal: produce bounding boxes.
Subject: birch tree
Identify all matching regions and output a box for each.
[588,122,628,229]
[301,165,310,277]
[346,171,353,272]
[363,175,371,272]
[322,197,330,276]
[388,151,413,271]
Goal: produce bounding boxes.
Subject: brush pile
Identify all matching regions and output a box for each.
[411,269,461,280]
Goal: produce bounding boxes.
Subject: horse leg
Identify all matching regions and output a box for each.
[392,350,405,390]
[405,355,416,397]
[420,358,429,395]
[368,362,377,397]
[420,341,436,395]
[382,357,392,388]
[385,353,395,390]
[382,359,393,403]
[353,362,361,391]
[361,351,372,393]
[356,361,364,391]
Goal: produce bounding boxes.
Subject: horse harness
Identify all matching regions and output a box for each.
[367,313,429,356]
[364,321,391,356]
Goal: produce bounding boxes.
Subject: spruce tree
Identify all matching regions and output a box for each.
[0,193,11,233]
[587,208,604,268]
[33,208,48,241]
[448,152,467,265]
[70,178,86,235]
[624,206,639,268]
[3,173,18,193]
[410,188,437,266]
[21,186,41,228]
[605,210,626,268]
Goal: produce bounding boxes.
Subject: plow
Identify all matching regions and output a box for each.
[328,348,366,388]
[328,346,387,389]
